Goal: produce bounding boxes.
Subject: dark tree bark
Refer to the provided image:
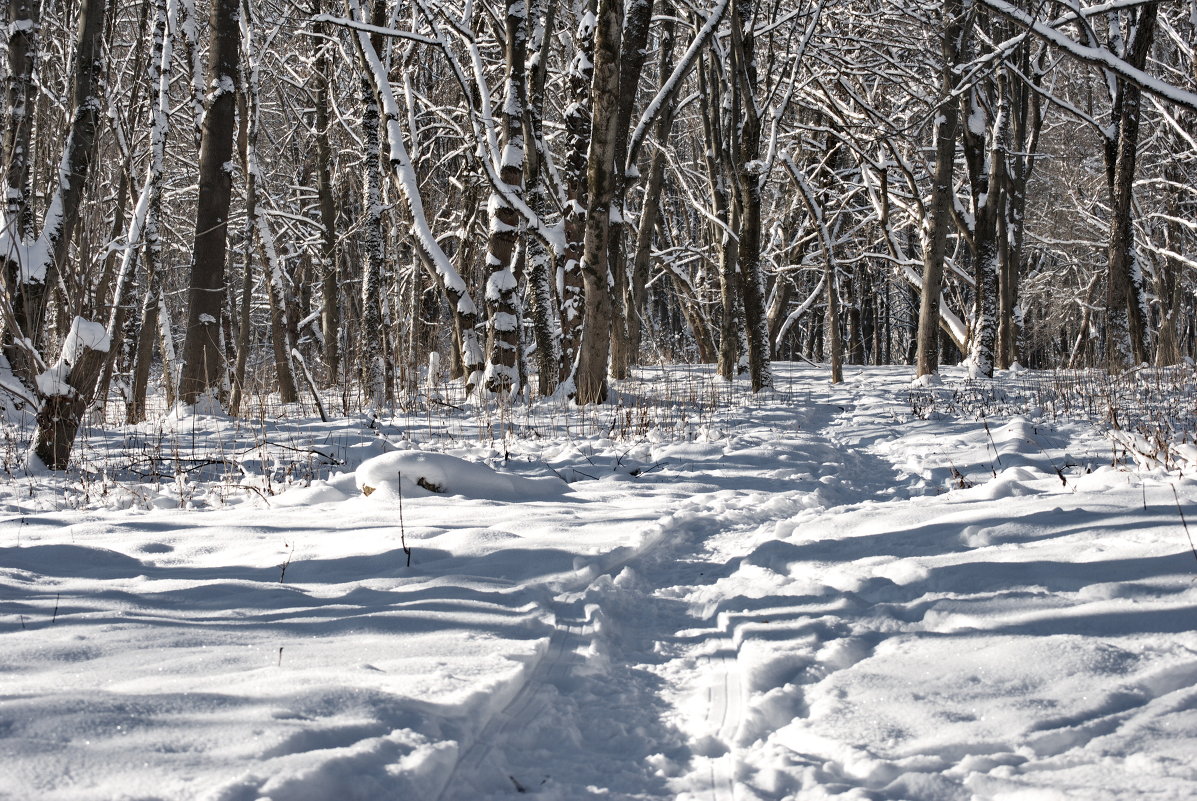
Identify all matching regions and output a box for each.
[178,0,241,405]
[729,0,771,391]
[1105,6,1156,372]
[698,54,741,381]
[242,2,297,405]
[358,0,387,407]
[959,52,999,378]
[916,0,964,379]
[627,0,676,365]
[524,0,561,396]
[606,0,654,380]
[0,0,37,379]
[0,0,39,364]
[29,0,110,468]
[313,0,340,384]
[996,45,1043,369]
[127,0,174,423]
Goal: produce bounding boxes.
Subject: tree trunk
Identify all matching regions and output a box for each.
[350,0,484,394]
[960,50,999,378]
[573,0,622,404]
[559,1,596,383]
[996,49,1043,369]
[607,0,655,381]
[844,268,864,365]
[1,0,39,381]
[1104,6,1155,372]
[826,265,843,384]
[34,320,110,470]
[916,0,964,379]
[482,0,529,395]
[313,0,340,384]
[127,280,160,424]
[26,0,110,468]
[665,267,717,362]
[178,0,240,405]
[126,0,176,423]
[524,0,561,396]
[698,56,740,380]
[242,4,297,404]
[358,1,386,407]
[626,2,676,364]
[730,0,771,392]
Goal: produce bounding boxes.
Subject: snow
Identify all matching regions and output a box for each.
[485,267,518,300]
[33,363,71,398]
[355,450,567,501]
[2,364,1196,800]
[967,100,987,137]
[489,311,519,332]
[62,316,111,361]
[499,142,524,170]
[980,0,1197,113]
[0,215,50,285]
[32,317,110,398]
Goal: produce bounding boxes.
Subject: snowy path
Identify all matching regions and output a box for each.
[436,389,928,799]
[3,365,1196,800]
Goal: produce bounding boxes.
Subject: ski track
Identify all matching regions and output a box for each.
[435,382,926,800]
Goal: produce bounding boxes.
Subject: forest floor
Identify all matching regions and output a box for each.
[2,363,1196,801]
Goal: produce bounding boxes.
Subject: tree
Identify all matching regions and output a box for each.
[15,0,109,469]
[916,0,966,379]
[481,0,530,395]
[178,0,242,405]
[1104,5,1157,371]
[572,0,622,404]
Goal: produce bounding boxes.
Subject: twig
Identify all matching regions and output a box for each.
[52,593,60,624]
[1171,485,1197,567]
[398,471,412,567]
[981,416,1001,476]
[279,541,294,582]
[237,440,343,465]
[291,347,329,422]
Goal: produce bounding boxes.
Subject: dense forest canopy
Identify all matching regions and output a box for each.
[1,0,1195,469]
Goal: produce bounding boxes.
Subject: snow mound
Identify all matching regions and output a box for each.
[355,450,568,501]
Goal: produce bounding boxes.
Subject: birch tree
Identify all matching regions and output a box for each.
[571,0,621,404]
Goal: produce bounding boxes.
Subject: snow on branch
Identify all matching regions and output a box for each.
[625,0,730,170]
[978,0,1197,112]
[309,13,439,46]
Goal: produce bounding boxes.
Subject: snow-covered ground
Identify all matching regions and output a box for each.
[2,364,1196,801]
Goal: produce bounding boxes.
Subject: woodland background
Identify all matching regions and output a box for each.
[1,0,1196,469]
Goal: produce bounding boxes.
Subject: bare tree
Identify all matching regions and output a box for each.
[916,0,965,379]
[178,0,242,405]
[572,0,622,404]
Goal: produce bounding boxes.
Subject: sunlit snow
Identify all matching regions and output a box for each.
[1,364,1195,800]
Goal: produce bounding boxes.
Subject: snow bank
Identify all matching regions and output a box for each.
[355,450,568,501]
